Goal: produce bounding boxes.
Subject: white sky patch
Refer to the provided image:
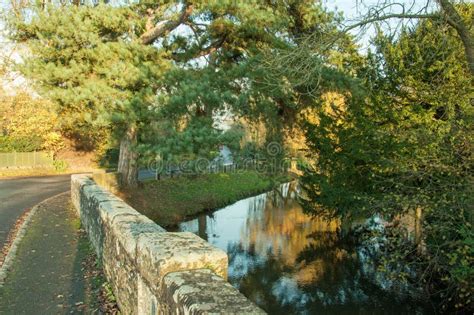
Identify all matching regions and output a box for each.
[1,0,29,94]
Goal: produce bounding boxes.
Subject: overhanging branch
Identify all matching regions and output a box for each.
[344,13,441,33]
[140,2,194,45]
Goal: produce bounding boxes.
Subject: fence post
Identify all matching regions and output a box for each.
[14,151,17,168]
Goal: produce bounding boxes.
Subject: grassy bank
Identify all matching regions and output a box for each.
[121,171,286,227]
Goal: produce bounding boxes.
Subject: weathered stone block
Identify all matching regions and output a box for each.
[137,232,228,293]
[163,269,266,314]
[110,212,166,257]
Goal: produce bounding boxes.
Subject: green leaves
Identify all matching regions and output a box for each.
[297,4,473,311]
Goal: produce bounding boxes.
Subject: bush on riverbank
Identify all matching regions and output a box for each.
[120,171,284,227]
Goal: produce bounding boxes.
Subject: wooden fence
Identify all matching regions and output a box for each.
[0,151,54,169]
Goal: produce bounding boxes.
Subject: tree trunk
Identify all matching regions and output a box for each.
[198,216,207,240]
[118,127,139,187]
[438,0,474,77]
[414,207,425,255]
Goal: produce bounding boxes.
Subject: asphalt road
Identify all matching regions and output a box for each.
[0,175,71,250]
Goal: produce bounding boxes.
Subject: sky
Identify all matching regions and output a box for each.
[325,0,376,49]
[326,0,363,17]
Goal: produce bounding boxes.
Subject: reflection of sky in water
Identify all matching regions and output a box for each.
[179,194,271,285]
[179,194,267,250]
[178,183,431,315]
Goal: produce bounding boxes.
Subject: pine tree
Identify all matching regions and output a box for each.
[7,0,344,185]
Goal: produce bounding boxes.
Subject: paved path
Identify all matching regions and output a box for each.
[0,175,71,250]
[0,193,100,314]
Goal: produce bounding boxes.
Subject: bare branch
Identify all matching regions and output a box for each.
[344,13,441,33]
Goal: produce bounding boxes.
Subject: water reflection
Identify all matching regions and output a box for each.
[178,182,429,315]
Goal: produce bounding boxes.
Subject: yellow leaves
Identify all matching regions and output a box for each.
[0,92,65,152]
[322,92,347,117]
[43,131,64,152]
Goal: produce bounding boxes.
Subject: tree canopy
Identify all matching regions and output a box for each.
[7,0,351,185]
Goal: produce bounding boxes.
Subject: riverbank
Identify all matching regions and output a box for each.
[121,171,287,227]
[0,193,118,313]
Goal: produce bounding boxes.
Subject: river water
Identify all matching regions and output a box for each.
[177,182,432,314]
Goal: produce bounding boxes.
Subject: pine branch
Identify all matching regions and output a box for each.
[140,1,194,45]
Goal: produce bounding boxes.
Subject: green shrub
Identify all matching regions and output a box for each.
[53,159,69,172]
[0,135,43,152]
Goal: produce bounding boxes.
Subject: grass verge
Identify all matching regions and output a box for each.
[79,230,120,314]
[0,167,67,178]
[121,171,287,227]
[0,167,105,179]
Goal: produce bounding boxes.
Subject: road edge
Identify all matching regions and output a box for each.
[0,191,70,287]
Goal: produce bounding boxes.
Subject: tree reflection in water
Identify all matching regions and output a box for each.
[178,182,431,315]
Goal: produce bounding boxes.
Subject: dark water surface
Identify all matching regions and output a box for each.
[177,182,432,315]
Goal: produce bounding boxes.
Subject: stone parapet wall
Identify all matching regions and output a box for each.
[71,174,265,314]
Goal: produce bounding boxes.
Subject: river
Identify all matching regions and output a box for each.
[177,182,432,314]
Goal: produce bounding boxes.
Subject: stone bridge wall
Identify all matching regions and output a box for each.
[71,174,264,314]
